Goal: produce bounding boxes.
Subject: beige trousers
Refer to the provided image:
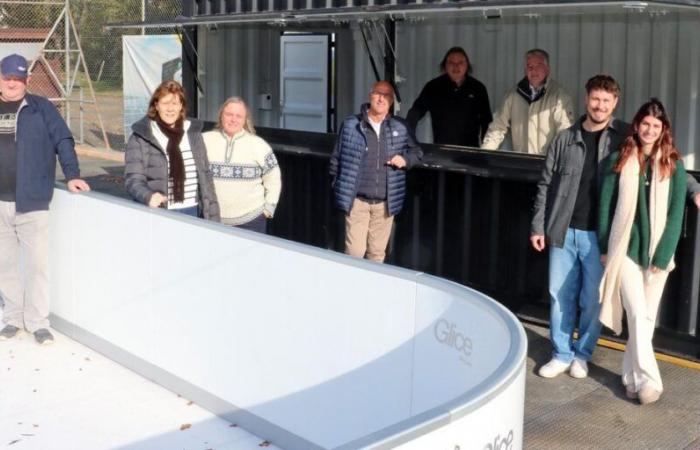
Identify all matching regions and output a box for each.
[344,198,394,262]
[0,201,51,333]
[619,256,669,393]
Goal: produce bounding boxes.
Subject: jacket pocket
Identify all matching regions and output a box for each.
[552,169,575,197]
[26,174,53,200]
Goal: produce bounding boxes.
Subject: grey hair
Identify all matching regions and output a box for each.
[217,96,256,134]
[525,48,550,66]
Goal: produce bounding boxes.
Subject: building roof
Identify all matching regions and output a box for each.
[107,0,700,28]
[0,28,50,41]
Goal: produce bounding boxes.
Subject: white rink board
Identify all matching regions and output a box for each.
[48,188,526,450]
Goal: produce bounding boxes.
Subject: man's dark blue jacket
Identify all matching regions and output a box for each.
[329,104,423,216]
[13,93,80,212]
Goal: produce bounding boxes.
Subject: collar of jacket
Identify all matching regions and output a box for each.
[516,77,548,104]
[571,114,626,144]
[439,73,474,91]
[359,102,392,130]
[131,115,201,150]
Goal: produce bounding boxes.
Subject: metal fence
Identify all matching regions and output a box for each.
[0,0,181,150]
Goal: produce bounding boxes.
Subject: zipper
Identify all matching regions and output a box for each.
[13,97,28,143]
[224,130,245,164]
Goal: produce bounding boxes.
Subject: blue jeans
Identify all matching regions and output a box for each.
[548,228,604,363]
[172,205,199,218]
[235,214,268,234]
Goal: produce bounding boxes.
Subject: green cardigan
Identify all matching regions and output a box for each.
[598,151,687,270]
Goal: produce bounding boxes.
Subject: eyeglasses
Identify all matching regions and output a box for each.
[371,90,393,100]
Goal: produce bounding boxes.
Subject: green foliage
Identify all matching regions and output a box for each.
[0,1,181,86]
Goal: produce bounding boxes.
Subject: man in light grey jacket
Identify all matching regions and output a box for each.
[482,49,574,155]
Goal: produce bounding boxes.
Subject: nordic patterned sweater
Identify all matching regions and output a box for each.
[598,151,687,270]
[203,129,282,226]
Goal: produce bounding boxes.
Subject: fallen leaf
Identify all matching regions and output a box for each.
[32,425,38,428]
[186,400,193,406]
[84,357,91,362]
[179,424,191,431]
[229,423,238,427]
[20,434,34,437]
[8,439,20,445]
[259,440,271,447]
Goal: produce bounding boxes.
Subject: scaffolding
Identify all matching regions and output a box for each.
[0,0,109,149]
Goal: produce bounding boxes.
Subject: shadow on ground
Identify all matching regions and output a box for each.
[522,322,700,450]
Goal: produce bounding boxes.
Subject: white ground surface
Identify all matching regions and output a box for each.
[0,322,283,450]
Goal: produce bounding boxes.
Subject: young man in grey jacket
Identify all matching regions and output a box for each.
[530,74,626,379]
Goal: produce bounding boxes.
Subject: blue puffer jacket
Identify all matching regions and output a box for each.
[14,94,80,213]
[329,104,423,216]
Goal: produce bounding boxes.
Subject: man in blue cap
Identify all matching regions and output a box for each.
[0,53,90,345]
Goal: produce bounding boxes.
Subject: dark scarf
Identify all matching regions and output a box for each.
[516,77,547,104]
[155,116,186,203]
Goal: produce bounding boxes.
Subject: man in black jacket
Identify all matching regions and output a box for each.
[406,47,492,147]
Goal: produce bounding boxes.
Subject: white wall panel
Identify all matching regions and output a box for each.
[49,190,526,450]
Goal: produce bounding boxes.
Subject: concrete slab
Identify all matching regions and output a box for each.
[523,323,700,450]
[0,321,282,450]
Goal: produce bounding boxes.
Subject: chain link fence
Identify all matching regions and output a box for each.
[0,0,181,150]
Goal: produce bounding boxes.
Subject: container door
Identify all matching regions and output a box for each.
[279,34,329,133]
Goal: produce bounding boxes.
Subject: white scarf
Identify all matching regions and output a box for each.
[598,152,673,334]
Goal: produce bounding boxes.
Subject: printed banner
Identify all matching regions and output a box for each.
[122,35,182,142]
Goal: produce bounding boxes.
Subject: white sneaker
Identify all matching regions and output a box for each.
[569,358,588,379]
[538,359,571,378]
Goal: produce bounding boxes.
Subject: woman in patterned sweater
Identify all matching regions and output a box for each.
[203,97,281,233]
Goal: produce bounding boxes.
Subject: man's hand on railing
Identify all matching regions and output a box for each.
[67,179,90,193]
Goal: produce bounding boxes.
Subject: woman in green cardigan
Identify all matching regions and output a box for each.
[598,98,687,405]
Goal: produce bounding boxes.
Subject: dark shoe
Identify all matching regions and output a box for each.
[0,324,20,340]
[625,387,638,400]
[33,328,54,345]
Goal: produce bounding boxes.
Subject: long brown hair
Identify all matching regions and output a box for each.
[614,98,679,179]
[439,47,472,74]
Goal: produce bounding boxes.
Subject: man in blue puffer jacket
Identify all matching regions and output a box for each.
[0,54,90,345]
[330,80,423,262]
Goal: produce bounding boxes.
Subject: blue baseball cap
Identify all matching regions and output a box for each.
[1,54,29,79]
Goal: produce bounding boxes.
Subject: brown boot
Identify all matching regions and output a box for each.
[638,386,661,405]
